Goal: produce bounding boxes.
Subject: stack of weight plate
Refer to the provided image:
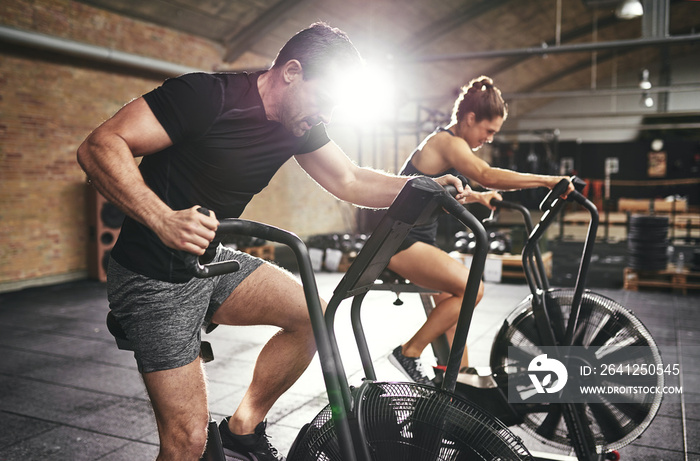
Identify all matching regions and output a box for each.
[627,215,669,271]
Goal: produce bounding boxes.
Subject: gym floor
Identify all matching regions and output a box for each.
[0,272,698,460]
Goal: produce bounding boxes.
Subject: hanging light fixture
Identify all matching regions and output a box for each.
[639,68,653,107]
[616,0,644,20]
[639,68,651,90]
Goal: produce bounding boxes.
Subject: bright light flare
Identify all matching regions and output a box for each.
[331,63,398,125]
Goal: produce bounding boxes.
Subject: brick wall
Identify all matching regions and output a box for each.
[0,0,221,290]
[0,0,357,291]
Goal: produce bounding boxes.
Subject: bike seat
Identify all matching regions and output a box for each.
[374,269,438,294]
[377,268,409,285]
[106,311,131,351]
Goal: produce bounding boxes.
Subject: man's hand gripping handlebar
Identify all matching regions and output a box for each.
[183,207,241,278]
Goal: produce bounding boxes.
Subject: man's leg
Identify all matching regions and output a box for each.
[108,257,222,461]
[142,358,210,461]
[211,262,318,435]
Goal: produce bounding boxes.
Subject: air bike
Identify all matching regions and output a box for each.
[449,177,663,461]
[187,176,662,460]
[108,175,661,460]
[181,176,533,460]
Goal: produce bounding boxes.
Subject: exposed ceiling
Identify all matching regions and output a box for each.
[72,0,700,134]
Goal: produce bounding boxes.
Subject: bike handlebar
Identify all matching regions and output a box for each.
[184,253,241,278]
[488,176,589,216]
[443,184,458,198]
[185,182,465,279]
[183,207,242,278]
[488,176,593,230]
[489,197,531,224]
[185,218,310,278]
[539,178,570,211]
[538,176,589,211]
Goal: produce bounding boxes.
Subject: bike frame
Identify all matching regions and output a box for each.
[189,177,490,461]
[505,177,603,461]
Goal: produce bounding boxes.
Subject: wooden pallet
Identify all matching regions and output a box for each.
[497,251,553,279]
[240,244,275,261]
[623,266,700,295]
[451,251,553,281]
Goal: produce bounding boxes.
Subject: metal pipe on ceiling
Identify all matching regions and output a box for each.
[412,82,700,104]
[503,83,700,100]
[502,122,700,133]
[512,109,700,120]
[0,25,203,76]
[404,33,700,63]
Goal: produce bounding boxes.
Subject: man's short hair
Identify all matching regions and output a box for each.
[272,22,362,80]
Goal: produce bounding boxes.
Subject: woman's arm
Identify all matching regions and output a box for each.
[435,134,571,193]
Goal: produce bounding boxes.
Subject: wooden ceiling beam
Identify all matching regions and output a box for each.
[399,0,512,55]
[483,13,621,80]
[222,0,313,63]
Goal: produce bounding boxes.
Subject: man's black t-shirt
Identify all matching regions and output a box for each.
[110,71,330,282]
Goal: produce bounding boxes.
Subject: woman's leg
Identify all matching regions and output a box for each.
[388,243,484,369]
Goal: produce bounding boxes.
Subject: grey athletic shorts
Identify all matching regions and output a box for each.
[106,245,264,373]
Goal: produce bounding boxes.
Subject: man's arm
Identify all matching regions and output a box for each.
[294,141,466,208]
[76,97,218,255]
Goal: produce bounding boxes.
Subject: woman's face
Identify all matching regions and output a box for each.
[463,114,504,150]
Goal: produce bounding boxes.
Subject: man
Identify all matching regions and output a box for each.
[78,22,465,461]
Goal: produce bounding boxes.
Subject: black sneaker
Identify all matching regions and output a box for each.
[218,417,285,461]
[388,345,434,386]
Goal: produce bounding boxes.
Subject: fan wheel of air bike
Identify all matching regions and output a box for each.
[288,381,533,461]
[489,289,663,453]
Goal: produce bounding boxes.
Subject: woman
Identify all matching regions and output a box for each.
[387,76,573,385]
